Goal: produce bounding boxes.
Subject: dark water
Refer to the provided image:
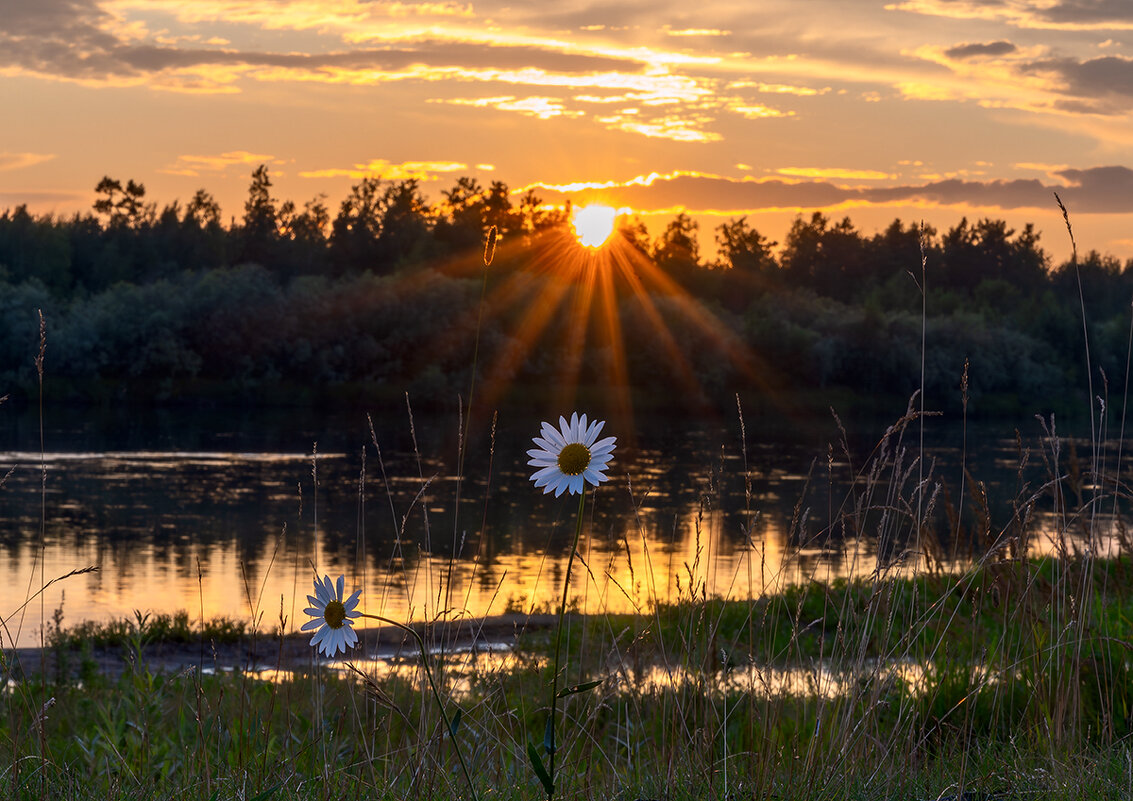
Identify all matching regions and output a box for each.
[0,402,1116,647]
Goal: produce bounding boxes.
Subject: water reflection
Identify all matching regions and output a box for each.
[0,410,1126,647]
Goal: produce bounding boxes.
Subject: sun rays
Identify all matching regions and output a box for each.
[471,215,779,436]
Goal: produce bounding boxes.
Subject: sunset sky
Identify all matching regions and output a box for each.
[3,0,1133,262]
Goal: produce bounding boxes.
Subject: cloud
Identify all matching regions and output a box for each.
[890,0,1133,29]
[1053,165,1133,211]
[432,95,586,119]
[726,102,793,119]
[0,152,56,171]
[1025,54,1133,99]
[160,150,281,176]
[778,167,896,181]
[0,190,90,209]
[944,40,1017,59]
[523,165,1133,214]
[0,0,649,88]
[664,27,731,37]
[298,159,468,181]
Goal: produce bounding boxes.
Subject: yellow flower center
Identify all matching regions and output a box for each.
[323,599,347,629]
[557,442,591,476]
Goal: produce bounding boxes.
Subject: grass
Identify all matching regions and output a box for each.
[3,545,1133,800]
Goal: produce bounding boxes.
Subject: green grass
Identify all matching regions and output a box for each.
[5,551,1133,800]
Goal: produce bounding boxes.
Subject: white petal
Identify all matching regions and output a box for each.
[310,626,328,648]
[335,575,345,600]
[306,595,323,608]
[583,418,604,446]
[343,626,359,648]
[570,475,586,494]
[301,618,324,631]
[303,607,323,617]
[314,579,331,604]
[531,466,562,482]
[541,422,566,449]
[591,436,616,455]
[531,436,558,453]
[344,589,362,612]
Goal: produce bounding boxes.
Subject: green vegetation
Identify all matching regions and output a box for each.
[7,551,1133,800]
[1,169,1129,415]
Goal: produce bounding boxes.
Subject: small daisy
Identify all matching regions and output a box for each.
[527,412,616,497]
[301,574,361,657]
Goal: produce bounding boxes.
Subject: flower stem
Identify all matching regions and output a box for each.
[548,487,587,799]
[358,613,478,801]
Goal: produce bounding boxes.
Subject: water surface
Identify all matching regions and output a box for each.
[0,404,1116,647]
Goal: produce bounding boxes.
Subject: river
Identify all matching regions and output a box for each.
[0,401,1120,647]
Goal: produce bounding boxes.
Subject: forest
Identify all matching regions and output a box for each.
[1,165,1131,417]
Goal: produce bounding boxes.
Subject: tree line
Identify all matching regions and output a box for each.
[1,165,1130,416]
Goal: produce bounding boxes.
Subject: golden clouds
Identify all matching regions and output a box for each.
[0,152,56,171]
[161,151,282,177]
[889,0,1133,31]
[777,168,896,181]
[298,159,468,181]
[726,102,793,119]
[434,96,584,119]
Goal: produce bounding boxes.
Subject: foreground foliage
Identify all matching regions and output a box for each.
[5,550,1133,801]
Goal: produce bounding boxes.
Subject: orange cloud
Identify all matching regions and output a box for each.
[778,167,896,181]
[433,95,585,119]
[298,159,467,181]
[160,151,282,176]
[0,152,56,171]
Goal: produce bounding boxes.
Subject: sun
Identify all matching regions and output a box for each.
[572,204,618,248]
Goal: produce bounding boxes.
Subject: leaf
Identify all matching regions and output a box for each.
[248,785,281,801]
[556,679,602,698]
[527,740,554,796]
[543,716,555,755]
[449,708,462,738]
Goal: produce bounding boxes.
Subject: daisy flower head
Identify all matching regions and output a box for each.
[527,412,616,497]
[302,574,361,657]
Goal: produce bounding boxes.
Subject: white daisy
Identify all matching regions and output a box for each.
[301,574,362,657]
[527,412,616,497]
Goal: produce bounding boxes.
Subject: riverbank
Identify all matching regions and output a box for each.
[3,556,1133,800]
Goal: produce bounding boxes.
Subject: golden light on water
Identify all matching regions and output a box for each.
[572,204,618,248]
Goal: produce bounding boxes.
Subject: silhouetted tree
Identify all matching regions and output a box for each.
[434,176,487,253]
[93,177,150,228]
[616,214,651,255]
[330,177,384,275]
[279,195,330,276]
[239,165,278,266]
[376,180,433,269]
[715,217,777,274]
[653,213,700,289]
[780,213,867,299]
